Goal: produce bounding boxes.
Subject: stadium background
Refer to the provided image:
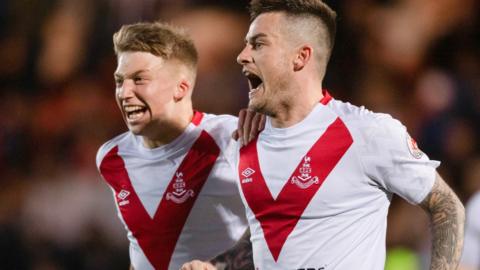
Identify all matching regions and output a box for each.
[0,0,478,269]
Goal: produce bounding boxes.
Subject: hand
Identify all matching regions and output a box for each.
[180,260,217,270]
[232,108,266,146]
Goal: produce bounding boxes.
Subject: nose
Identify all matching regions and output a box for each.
[116,79,135,101]
[237,45,252,65]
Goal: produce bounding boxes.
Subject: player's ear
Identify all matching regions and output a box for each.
[174,79,190,102]
[293,45,312,72]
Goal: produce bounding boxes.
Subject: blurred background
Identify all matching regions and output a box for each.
[0,0,478,269]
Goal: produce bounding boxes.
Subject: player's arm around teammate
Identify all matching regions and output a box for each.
[180,110,263,270]
[419,173,465,270]
[180,229,252,270]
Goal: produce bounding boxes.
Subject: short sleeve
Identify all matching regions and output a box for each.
[360,115,440,204]
[460,192,480,267]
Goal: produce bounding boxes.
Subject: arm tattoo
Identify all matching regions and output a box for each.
[420,174,465,270]
[210,229,254,270]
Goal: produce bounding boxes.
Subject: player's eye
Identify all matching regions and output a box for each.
[133,77,144,84]
[115,78,123,87]
[252,42,264,50]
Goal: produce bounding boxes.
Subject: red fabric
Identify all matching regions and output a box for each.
[239,117,353,261]
[99,131,220,269]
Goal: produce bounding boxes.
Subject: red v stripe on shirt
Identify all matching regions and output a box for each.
[239,117,353,261]
[99,130,220,269]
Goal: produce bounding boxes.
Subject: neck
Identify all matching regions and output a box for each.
[142,103,194,148]
[270,81,324,128]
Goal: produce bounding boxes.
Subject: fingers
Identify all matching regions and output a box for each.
[249,113,262,143]
[234,109,266,146]
[242,110,255,146]
[234,109,248,144]
[180,260,216,270]
[258,114,266,132]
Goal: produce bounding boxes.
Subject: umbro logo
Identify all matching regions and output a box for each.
[117,189,130,206]
[241,168,255,184]
[242,168,255,177]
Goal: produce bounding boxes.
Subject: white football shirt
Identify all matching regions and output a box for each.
[460,191,480,268]
[235,92,439,270]
[96,112,247,270]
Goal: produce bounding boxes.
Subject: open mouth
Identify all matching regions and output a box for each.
[124,105,147,121]
[246,72,263,91]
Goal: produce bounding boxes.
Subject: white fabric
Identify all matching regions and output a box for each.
[96,113,247,270]
[235,99,439,270]
[461,191,480,268]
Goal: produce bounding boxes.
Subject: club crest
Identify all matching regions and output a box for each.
[166,172,194,204]
[407,135,423,159]
[291,156,319,189]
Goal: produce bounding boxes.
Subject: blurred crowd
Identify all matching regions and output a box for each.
[0,0,478,269]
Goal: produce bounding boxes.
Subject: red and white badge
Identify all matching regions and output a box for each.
[407,135,423,159]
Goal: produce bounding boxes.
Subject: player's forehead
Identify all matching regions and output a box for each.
[115,51,164,77]
[245,12,286,41]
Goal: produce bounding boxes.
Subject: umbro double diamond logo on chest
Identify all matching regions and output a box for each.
[117,189,130,206]
[241,167,255,184]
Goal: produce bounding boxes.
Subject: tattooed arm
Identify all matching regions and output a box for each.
[210,228,253,270]
[419,173,465,270]
[180,229,253,270]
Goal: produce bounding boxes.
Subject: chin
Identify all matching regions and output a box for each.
[248,101,273,116]
[127,125,144,135]
[248,101,262,113]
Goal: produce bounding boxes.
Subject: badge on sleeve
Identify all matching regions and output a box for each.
[407,135,424,159]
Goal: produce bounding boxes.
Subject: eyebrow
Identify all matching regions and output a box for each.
[114,69,149,79]
[245,33,268,44]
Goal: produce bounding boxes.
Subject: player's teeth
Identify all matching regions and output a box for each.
[128,110,144,120]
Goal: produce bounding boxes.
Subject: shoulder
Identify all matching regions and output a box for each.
[196,112,239,158]
[198,113,237,140]
[327,99,405,144]
[96,132,131,169]
[198,113,238,132]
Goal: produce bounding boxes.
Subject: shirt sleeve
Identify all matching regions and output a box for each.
[460,192,480,267]
[360,115,440,204]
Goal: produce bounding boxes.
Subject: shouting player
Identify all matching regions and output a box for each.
[96,22,252,270]
[182,0,465,269]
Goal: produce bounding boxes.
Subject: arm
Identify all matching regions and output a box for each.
[180,229,254,270]
[210,228,253,270]
[419,173,465,270]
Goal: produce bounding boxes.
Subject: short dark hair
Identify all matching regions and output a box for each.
[113,21,198,69]
[249,0,337,49]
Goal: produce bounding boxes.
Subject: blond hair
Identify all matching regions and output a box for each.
[113,21,198,69]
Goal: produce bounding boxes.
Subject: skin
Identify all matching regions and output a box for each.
[114,51,195,148]
[233,108,266,146]
[181,229,253,270]
[420,174,465,270]
[237,12,326,128]
[115,52,262,270]
[181,11,465,270]
[458,266,476,270]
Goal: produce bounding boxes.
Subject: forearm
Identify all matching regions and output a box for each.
[209,228,254,270]
[420,175,465,270]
